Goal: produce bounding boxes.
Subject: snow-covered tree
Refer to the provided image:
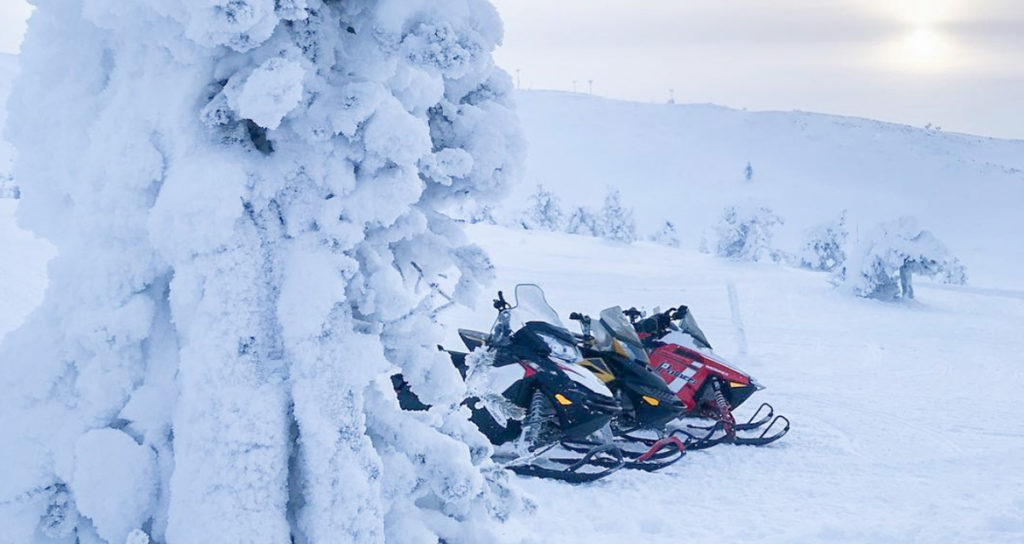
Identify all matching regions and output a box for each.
[799,211,848,272]
[519,184,564,231]
[744,162,754,182]
[564,188,638,244]
[839,217,967,300]
[0,2,524,543]
[701,204,784,262]
[649,220,680,248]
[566,205,601,237]
[598,188,638,243]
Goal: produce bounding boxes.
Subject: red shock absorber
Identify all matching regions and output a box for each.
[706,379,736,439]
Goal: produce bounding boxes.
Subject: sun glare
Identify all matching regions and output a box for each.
[877,25,962,74]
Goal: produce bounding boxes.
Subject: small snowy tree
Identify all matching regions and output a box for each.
[1,1,524,543]
[566,205,601,237]
[839,217,967,300]
[597,188,638,243]
[649,220,681,248]
[799,211,848,272]
[702,204,784,262]
[519,184,564,231]
[744,162,754,182]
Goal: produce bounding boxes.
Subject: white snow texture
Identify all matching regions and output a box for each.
[0,1,523,543]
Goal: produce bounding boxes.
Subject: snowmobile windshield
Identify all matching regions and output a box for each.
[596,306,650,364]
[490,284,565,344]
[508,284,564,330]
[675,311,713,350]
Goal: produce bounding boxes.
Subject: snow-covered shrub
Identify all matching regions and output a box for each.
[566,206,601,236]
[564,188,638,243]
[840,217,967,300]
[0,1,524,543]
[598,188,638,243]
[518,184,565,231]
[649,220,681,248]
[799,211,848,272]
[702,204,784,262]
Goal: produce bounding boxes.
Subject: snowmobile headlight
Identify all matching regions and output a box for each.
[537,332,583,363]
[729,381,747,389]
[554,393,573,406]
[642,395,660,407]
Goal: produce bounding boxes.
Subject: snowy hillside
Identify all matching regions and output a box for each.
[510,91,1024,288]
[3,211,1023,542]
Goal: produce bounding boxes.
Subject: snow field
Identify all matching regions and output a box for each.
[450,224,1024,543]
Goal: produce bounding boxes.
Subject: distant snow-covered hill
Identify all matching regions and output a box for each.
[512,90,1024,288]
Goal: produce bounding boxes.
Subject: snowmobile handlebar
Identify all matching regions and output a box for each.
[623,307,644,323]
[569,312,593,340]
[493,290,511,311]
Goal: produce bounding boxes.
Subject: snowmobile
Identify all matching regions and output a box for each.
[627,305,790,449]
[394,285,683,482]
[566,308,687,432]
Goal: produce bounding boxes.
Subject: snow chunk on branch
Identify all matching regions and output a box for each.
[227,58,305,130]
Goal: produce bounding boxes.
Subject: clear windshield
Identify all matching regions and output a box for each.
[510,284,563,329]
[596,306,650,363]
[676,310,713,350]
[489,284,564,342]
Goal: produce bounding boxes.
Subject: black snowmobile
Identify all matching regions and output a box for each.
[394,285,631,482]
[554,308,696,460]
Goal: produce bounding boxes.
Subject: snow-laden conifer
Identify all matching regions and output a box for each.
[799,211,848,272]
[649,220,681,248]
[702,204,784,262]
[839,217,967,300]
[0,1,523,542]
[519,184,565,231]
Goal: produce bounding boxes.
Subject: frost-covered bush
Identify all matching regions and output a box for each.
[840,217,967,300]
[649,220,680,248]
[564,188,637,243]
[598,188,638,243]
[799,211,848,272]
[518,184,564,231]
[0,1,524,543]
[566,206,600,237]
[702,204,784,262]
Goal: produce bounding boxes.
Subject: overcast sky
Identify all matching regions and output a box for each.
[2,0,1021,138]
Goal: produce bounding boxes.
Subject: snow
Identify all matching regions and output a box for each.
[226,57,305,130]
[5,206,1023,542]
[509,91,1024,289]
[2,30,1023,544]
[72,429,158,544]
[447,224,1024,543]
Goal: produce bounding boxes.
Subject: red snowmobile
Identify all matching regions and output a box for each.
[628,306,790,449]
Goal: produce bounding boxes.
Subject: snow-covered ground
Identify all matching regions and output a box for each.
[4,210,1023,542]
[3,60,1023,541]
[451,225,1024,543]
